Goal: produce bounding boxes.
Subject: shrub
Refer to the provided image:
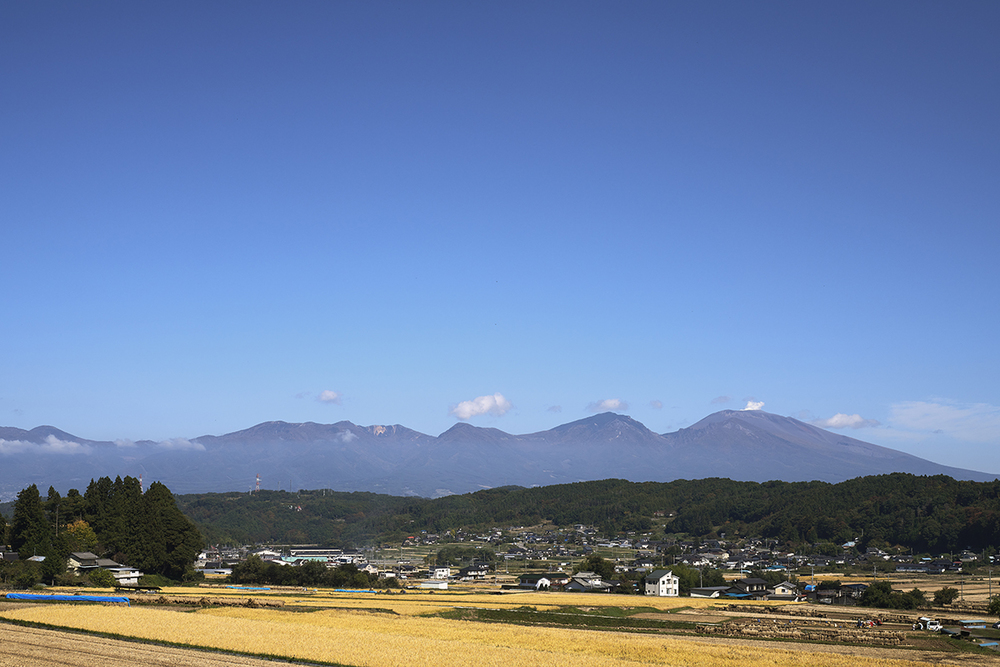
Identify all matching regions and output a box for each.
[89,569,116,588]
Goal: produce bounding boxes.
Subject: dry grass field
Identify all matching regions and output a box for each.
[2,593,996,667]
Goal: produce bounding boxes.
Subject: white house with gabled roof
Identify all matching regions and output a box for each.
[644,569,680,597]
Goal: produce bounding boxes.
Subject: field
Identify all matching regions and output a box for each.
[3,586,999,667]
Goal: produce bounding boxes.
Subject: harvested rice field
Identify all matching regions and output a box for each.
[2,591,998,667]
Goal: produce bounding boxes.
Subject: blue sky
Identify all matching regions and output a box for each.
[3,2,999,473]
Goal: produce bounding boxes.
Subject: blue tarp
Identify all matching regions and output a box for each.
[332,589,377,593]
[4,593,130,606]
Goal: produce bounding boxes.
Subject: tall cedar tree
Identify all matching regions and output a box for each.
[140,482,203,579]
[11,484,50,557]
[81,476,203,579]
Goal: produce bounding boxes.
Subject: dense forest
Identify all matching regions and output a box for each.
[1,476,202,586]
[175,473,1000,554]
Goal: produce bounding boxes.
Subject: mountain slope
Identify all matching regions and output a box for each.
[1,410,995,499]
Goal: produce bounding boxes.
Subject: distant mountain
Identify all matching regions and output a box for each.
[1,410,995,499]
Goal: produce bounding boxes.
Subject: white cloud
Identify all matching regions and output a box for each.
[114,438,137,448]
[156,438,205,451]
[650,400,663,409]
[0,435,90,455]
[450,393,513,420]
[318,390,342,404]
[587,398,629,413]
[742,400,765,411]
[811,413,880,430]
[888,400,1000,443]
[336,430,358,443]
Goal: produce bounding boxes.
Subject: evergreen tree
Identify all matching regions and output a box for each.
[10,484,50,557]
[63,489,86,523]
[141,482,203,579]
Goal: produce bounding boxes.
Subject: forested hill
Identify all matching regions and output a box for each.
[175,474,1000,553]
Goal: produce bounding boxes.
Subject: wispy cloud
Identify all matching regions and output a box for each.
[811,413,880,430]
[887,400,1000,443]
[114,438,137,448]
[156,438,205,451]
[587,398,629,413]
[711,395,732,405]
[0,435,90,455]
[318,390,342,405]
[547,405,562,413]
[336,430,358,443]
[450,393,512,420]
[742,400,764,411]
[650,400,663,409]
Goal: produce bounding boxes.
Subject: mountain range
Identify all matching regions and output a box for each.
[1,410,995,500]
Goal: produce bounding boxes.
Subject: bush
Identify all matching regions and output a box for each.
[88,569,115,588]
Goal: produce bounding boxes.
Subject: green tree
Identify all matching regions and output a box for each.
[988,595,1000,618]
[139,481,203,579]
[11,485,50,558]
[297,560,328,586]
[576,554,616,581]
[230,554,266,584]
[934,587,960,606]
[62,489,86,523]
[45,486,62,531]
[859,581,925,609]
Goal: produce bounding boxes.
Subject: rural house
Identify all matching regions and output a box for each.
[643,569,680,597]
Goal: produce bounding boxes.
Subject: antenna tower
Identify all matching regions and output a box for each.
[255,473,261,493]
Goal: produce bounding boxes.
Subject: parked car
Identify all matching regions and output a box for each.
[993,621,1000,629]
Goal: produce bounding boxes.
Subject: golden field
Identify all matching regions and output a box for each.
[0,598,956,667]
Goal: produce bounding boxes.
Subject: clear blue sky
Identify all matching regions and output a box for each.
[3,2,999,472]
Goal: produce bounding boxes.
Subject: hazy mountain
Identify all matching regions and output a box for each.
[1,410,995,500]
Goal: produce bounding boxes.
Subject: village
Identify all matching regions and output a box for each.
[192,522,994,606]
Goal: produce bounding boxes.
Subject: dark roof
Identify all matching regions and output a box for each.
[70,552,100,560]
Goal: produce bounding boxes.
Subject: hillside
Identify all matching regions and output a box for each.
[175,473,1000,554]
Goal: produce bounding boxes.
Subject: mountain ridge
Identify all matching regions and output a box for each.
[1,410,995,499]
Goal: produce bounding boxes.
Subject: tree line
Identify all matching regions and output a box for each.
[1,477,202,586]
[229,555,397,589]
[173,473,1000,554]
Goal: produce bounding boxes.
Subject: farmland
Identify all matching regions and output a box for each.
[2,587,998,667]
